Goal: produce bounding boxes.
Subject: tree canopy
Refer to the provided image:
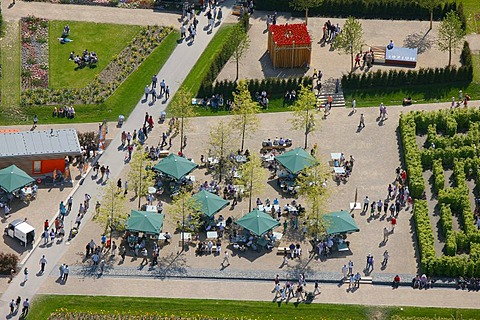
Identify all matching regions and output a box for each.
[289,84,319,149]
[289,0,324,25]
[231,80,260,151]
[332,17,364,72]
[169,88,197,154]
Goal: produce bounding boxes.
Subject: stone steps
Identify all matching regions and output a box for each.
[316,77,345,107]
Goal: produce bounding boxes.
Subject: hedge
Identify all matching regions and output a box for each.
[401,108,480,277]
[254,0,459,23]
[342,41,473,91]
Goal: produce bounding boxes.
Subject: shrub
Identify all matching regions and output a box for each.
[432,159,445,192]
[0,252,19,274]
[470,243,480,261]
[413,200,436,271]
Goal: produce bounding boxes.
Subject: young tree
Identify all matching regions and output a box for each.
[169,190,202,250]
[417,0,446,30]
[127,143,155,209]
[295,156,330,239]
[231,80,260,151]
[169,88,197,154]
[289,84,319,149]
[230,24,251,81]
[236,154,267,212]
[94,180,127,243]
[289,0,324,25]
[332,16,364,72]
[437,10,465,66]
[208,120,235,182]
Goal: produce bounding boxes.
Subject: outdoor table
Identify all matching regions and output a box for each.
[185,175,196,182]
[235,155,247,163]
[232,235,247,243]
[146,205,157,212]
[287,205,298,213]
[337,242,349,252]
[158,233,166,240]
[277,170,289,178]
[258,204,265,211]
[207,157,219,165]
[256,237,268,247]
[333,167,346,174]
[331,153,342,160]
[23,187,32,195]
[207,231,218,239]
[217,220,226,228]
[180,232,192,241]
[264,205,272,212]
[273,232,283,241]
[148,187,157,194]
[262,154,275,162]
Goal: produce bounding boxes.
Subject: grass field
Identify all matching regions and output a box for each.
[461,0,480,34]
[28,295,480,320]
[17,30,179,125]
[169,24,235,108]
[49,21,141,89]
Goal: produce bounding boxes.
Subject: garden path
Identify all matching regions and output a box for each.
[0,1,235,317]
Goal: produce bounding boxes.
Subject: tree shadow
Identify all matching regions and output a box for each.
[155,252,188,279]
[403,31,434,54]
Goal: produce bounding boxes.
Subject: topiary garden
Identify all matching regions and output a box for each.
[400,107,480,277]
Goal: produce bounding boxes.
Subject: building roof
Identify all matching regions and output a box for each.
[0,129,82,158]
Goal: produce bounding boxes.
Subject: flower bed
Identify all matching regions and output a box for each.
[30,0,155,9]
[21,16,49,90]
[48,311,249,320]
[20,25,172,106]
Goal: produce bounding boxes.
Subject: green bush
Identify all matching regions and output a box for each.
[439,204,453,236]
[445,231,457,256]
[470,243,480,261]
[413,200,436,271]
[254,0,457,22]
[0,252,19,274]
[432,160,445,193]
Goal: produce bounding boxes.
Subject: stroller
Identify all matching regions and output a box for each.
[159,111,166,124]
[117,115,125,128]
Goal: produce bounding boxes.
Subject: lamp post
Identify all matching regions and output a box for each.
[137,150,144,210]
[248,163,254,212]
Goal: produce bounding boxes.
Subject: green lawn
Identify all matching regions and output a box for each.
[28,295,480,320]
[460,0,480,34]
[0,21,22,122]
[18,31,179,125]
[169,24,235,108]
[49,21,141,89]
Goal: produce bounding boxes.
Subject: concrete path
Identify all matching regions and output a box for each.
[0,1,234,317]
[37,276,480,309]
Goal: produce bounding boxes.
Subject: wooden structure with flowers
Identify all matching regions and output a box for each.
[268,23,312,68]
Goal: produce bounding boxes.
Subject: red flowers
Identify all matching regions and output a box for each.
[270,23,311,46]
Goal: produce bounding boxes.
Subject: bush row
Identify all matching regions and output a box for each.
[205,77,313,99]
[427,122,479,150]
[197,15,249,98]
[413,200,436,271]
[421,146,477,169]
[342,41,473,91]
[255,0,460,23]
[427,256,480,277]
[413,108,480,135]
[399,113,425,199]
[432,159,445,193]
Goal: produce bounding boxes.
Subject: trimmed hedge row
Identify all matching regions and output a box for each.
[401,109,480,276]
[399,113,425,199]
[255,0,460,22]
[342,41,473,90]
[206,77,313,99]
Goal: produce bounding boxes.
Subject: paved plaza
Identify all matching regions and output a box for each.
[0,0,480,317]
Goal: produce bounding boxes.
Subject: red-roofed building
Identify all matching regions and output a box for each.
[268,23,312,68]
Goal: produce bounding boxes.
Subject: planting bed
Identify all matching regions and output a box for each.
[400,108,480,277]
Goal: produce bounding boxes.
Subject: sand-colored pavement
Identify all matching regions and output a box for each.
[37,276,480,309]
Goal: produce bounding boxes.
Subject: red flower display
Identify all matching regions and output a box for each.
[270,23,311,46]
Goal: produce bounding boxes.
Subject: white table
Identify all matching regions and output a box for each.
[262,154,275,162]
[185,175,196,182]
[217,220,226,228]
[264,205,272,212]
[148,187,157,194]
[258,204,264,211]
[158,233,166,240]
[273,231,283,241]
[235,155,247,163]
[333,167,346,174]
[331,153,342,160]
[207,157,219,165]
[146,205,157,212]
[23,187,32,195]
[180,232,192,241]
[207,231,218,239]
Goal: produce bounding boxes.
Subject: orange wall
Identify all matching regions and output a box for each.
[33,159,66,174]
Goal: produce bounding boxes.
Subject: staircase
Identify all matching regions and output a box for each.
[316,77,345,108]
[370,45,386,64]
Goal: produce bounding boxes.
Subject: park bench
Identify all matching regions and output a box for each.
[343,276,373,285]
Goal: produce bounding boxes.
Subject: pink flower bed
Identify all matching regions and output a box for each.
[21,16,49,90]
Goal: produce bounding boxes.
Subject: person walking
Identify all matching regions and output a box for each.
[67,196,73,212]
[352,99,356,113]
[165,86,170,100]
[63,265,70,282]
[382,250,389,267]
[21,299,30,316]
[120,245,126,262]
[358,113,365,128]
[23,267,29,283]
[105,166,110,180]
[59,264,65,280]
[342,264,348,279]
[221,251,230,267]
[391,217,397,232]
[383,226,389,243]
[362,196,369,213]
[39,255,47,274]
[354,272,362,287]
[9,299,15,315]
[314,280,320,294]
[348,260,354,275]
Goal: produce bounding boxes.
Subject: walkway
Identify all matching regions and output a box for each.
[0,1,234,317]
[37,276,480,309]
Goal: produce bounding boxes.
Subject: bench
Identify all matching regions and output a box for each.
[277,247,291,255]
[344,276,373,284]
[192,98,210,106]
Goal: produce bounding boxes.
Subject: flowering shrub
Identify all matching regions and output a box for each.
[20,25,172,106]
[21,16,49,90]
[35,0,155,9]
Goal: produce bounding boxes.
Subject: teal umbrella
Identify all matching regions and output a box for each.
[235,209,280,236]
[126,210,165,235]
[0,165,35,193]
[322,211,359,235]
[275,147,318,174]
[153,154,197,180]
[192,190,230,218]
